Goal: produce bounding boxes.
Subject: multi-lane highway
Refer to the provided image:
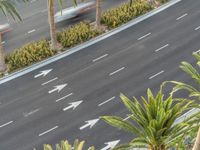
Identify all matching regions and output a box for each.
[0,0,200,149]
[1,0,124,53]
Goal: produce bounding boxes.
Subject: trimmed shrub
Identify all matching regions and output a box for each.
[101,0,153,29]
[157,0,169,4]
[6,40,56,72]
[57,22,101,49]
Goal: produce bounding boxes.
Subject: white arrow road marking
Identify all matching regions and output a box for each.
[98,96,115,106]
[101,140,120,150]
[0,121,13,128]
[55,93,73,102]
[79,118,99,130]
[63,100,83,111]
[39,126,58,136]
[34,69,52,78]
[48,84,67,94]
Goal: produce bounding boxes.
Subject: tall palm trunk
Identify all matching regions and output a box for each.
[47,0,57,50]
[0,33,6,72]
[95,0,101,29]
[193,127,200,150]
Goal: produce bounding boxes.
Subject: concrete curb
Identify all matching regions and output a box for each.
[0,0,181,85]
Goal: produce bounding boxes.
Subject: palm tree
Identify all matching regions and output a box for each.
[47,0,77,50]
[35,139,95,150]
[165,52,200,150]
[101,87,197,150]
[95,0,101,29]
[0,0,26,72]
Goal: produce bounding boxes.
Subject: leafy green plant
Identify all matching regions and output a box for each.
[101,87,197,150]
[6,40,56,72]
[101,0,153,29]
[57,22,101,49]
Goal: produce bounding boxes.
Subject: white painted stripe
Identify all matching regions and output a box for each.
[195,26,200,31]
[39,126,58,136]
[41,77,58,86]
[155,44,169,52]
[23,108,40,117]
[93,54,108,62]
[28,29,36,34]
[98,96,115,106]
[123,115,133,121]
[149,70,164,79]
[137,33,151,40]
[176,13,187,20]
[194,49,200,54]
[1,41,5,44]
[109,67,125,76]
[55,93,73,102]
[0,0,182,85]
[0,121,13,128]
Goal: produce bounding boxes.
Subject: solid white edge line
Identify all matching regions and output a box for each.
[28,29,36,34]
[38,126,58,137]
[109,67,125,76]
[155,44,169,52]
[93,54,108,62]
[137,33,151,40]
[55,93,73,102]
[0,0,181,85]
[98,96,115,106]
[176,13,187,20]
[42,77,58,86]
[0,121,13,128]
[149,70,164,79]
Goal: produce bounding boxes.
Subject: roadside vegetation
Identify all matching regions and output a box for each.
[0,0,169,76]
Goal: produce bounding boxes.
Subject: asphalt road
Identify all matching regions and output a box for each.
[1,0,124,53]
[0,0,200,149]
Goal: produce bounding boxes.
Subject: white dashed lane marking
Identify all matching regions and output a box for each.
[93,54,108,62]
[155,44,169,52]
[137,33,151,40]
[0,121,13,128]
[38,126,58,137]
[149,70,164,79]
[98,96,115,106]
[55,93,73,102]
[42,77,58,86]
[109,67,125,76]
[176,13,187,20]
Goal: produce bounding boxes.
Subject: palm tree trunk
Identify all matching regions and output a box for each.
[95,0,101,29]
[193,127,200,150]
[47,0,57,50]
[0,33,6,72]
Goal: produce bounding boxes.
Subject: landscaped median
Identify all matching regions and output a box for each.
[1,0,170,77]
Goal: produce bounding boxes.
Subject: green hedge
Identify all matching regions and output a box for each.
[101,0,153,29]
[57,22,101,49]
[6,40,56,72]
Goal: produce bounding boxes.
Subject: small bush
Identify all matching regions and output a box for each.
[57,22,101,49]
[157,0,169,4]
[6,40,56,72]
[101,0,153,29]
